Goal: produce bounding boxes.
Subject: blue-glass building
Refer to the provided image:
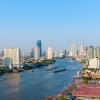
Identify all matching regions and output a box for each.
[37,40,42,57]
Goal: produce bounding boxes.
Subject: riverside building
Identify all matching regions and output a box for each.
[34,47,40,60]
[37,40,42,57]
[87,46,94,59]
[47,47,53,60]
[4,48,20,68]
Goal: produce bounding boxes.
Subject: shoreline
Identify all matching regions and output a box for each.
[46,73,82,100]
[0,59,81,100]
[46,83,79,100]
[46,59,82,100]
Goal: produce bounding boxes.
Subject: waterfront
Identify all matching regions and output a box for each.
[0,59,82,100]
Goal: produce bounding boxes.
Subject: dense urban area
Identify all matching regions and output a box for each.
[0,40,100,100]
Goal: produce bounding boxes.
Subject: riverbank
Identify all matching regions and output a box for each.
[0,59,81,100]
[46,59,82,100]
[46,57,100,100]
[0,59,56,75]
[0,67,12,75]
[46,73,82,100]
[46,83,78,99]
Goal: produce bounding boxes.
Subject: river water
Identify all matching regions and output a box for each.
[0,59,82,100]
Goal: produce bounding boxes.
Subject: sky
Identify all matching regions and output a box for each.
[0,0,100,51]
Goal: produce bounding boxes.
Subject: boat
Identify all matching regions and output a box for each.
[45,67,58,71]
[54,69,67,73]
[0,78,5,81]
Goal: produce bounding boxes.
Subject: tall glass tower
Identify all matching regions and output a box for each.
[37,40,42,57]
[87,46,94,59]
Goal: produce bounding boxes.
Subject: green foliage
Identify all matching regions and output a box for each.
[88,68,96,72]
[33,59,56,67]
[82,67,88,71]
[83,78,90,84]
[23,64,32,70]
[41,60,54,65]
[0,67,12,75]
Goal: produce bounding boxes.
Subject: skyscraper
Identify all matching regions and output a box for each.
[79,44,87,56]
[37,40,42,57]
[30,48,34,58]
[69,43,78,57]
[4,48,20,68]
[79,44,84,55]
[87,46,94,59]
[34,47,40,59]
[95,46,100,58]
[47,47,53,60]
[54,51,59,58]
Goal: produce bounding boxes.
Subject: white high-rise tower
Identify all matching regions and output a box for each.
[47,47,53,60]
[4,48,20,68]
[69,43,78,57]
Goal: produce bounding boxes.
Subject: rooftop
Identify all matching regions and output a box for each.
[72,83,100,97]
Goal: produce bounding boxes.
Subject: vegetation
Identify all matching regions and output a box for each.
[0,67,12,75]
[23,64,33,70]
[23,59,56,69]
[81,58,89,66]
[40,59,56,66]
[82,67,88,71]
[82,77,92,84]
[88,68,96,72]
[0,59,56,75]
[82,68,97,73]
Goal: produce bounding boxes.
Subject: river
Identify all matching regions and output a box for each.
[0,59,82,100]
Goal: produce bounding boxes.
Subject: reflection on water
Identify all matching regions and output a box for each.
[0,73,20,100]
[0,59,82,100]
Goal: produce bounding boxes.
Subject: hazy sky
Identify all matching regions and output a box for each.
[0,0,100,51]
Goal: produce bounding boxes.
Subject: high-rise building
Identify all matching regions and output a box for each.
[54,51,59,58]
[34,47,40,59]
[79,44,84,55]
[64,50,67,57]
[59,50,64,58]
[87,46,94,59]
[37,40,42,57]
[84,46,88,56]
[20,51,24,64]
[69,43,78,57]
[47,48,53,60]
[0,51,4,57]
[95,46,100,58]
[79,44,87,56]
[4,48,20,68]
[30,48,34,58]
[0,51,4,66]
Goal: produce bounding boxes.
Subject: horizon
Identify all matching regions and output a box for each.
[0,0,100,51]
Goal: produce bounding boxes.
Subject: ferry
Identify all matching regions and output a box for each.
[54,69,67,73]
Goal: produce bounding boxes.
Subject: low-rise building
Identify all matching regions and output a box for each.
[88,58,100,69]
[72,83,100,100]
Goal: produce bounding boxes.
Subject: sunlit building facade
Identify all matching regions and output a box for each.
[34,47,40,59]
[4,48,20,68]
[47,47,53,60]
[87,46,94,59]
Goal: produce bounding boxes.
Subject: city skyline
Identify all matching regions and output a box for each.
[1,1,100,100]
[0,0,100,50]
